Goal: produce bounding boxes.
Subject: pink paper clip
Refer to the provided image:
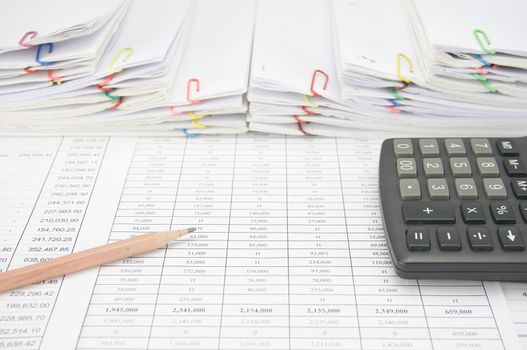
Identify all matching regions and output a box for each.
[386,106,401,113]
[474,67,489,75]
[310,69,329,97]
[19,31,38,48]
[187,78,201,104]
[168,106,182,116]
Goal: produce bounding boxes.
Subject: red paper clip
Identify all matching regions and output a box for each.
[97,74,115,92]
[187,78,201,104]
[293,115,310,136]
[111,97,124,110]
[23,67,38,74]
[47,70,62,85]
[19,31,38,48]
[168,106,182,116]
[301,106,315,115]
[310,69,329,97]
[386,106,401,113]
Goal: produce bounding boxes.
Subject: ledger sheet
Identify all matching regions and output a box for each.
[0,134,520,350]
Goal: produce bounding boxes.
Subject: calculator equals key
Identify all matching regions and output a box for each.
[380,136,527,280]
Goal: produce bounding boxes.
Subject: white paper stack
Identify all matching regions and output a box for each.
[0,0,255,135]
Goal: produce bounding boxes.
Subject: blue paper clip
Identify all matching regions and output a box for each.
[36,43,53,65]
[388,99,401,107]
[182,128,198,138]
[475,54,492,67]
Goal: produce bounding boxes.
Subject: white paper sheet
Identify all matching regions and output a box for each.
[0,135,521,350]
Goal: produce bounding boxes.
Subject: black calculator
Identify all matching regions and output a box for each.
[379,136,527,281]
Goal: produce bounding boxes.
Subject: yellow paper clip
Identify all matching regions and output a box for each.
[109,48,134,73]
[188,111,207,129]
[303,94,319,108]
[396,53,413,84]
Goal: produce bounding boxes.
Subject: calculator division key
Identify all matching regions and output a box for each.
[419,139,440,157]
[397,158,417,178]
[406,227,430,251]
[512,179,527,199]
[437,227,462,251]
[427,178,449,200]
[423,158,444,177]
[467,227,493,251]
[504,158,527,177]
[497,227,525,251]
[497,139,519,156]
[445,138,466,156]
[520,202,527,223]
[461,201,485,224]
[476,157,500,177]
[455,178,478,199]
[470,138,492,156]
[490,201,515,224]
[394,139,413,157]
[483,178,507,199]
[399,179,421,200]
[403,201,455,224]
[449,157,472,177]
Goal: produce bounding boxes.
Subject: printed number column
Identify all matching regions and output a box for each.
[288,137,361,350]
[148,136,235,349]
[1,137,106,350]
[219,134,289,350]
[337,138,433,350]
[77,138,185,349]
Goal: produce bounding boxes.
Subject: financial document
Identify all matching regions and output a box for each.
[0,135,521,350]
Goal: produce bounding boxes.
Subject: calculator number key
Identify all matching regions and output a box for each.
[394,139,413,157]
[467,227,493,251]
[419,139,439,157]
[427,178,449,199]
[470,138,492,156]
[445,138,466,156]
[397,158,417,178]
[455,178,478,199]
[450,157,472,177]
[490,201,515,224]
[483,178,507,199]
[476,157,499,177]
[406,228,430,251]
[497,227,525,251]
[423,158,444,177]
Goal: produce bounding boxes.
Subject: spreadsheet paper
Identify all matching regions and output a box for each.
[0,135,521,350]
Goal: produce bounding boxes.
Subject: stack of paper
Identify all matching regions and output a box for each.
[0,0,255,135]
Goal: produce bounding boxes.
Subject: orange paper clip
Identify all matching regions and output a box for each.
[310,69,329,97]
[187,78,201,104]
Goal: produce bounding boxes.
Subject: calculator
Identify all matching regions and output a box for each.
[379,136,527,281]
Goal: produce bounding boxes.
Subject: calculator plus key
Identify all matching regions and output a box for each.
[403,201,455,224]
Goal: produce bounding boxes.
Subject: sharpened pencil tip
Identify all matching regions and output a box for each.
[187,227,197,233]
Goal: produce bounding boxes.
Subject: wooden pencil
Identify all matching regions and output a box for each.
[0,227,195,293]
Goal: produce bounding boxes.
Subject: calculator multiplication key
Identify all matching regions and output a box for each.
[397,158,417,178]
[419,139,439,157]
[470,138,492,156]
[445,138,466,156]
[512,179,527,199]
[461,202,485,224]
[403,201,455,224]
[497,227,525,251]
[490,201,515,224]
[406,227,430,251]
[437,227,462,251]
[497,139,519,156]
[483,178,507,199]
[467,227,493,251]
[504,158,527,177]
[394,139,413,157]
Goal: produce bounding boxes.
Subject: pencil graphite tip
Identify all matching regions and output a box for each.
[187,227,197,233]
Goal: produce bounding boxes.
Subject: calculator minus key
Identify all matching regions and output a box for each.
[403,201,455,224]
[437,227,462,251]
[400,179,421,200]
[393,139,413,157]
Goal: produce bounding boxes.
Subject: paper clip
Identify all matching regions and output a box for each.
[182,128,198,138]
[396,53,413,84]
[293,115,310,136]
[301,106,315,115]
[390,87,404,100]
[473,29,496,55]
[187,78,201,104]
[386,106,401,113]
[36,43,53,65]
[23,67,38,74]
[303,94,319,108]
[110,97,124,110]
[47,70,62,85]
[310,69,329,97]
[97,74,115,92]
[388,99,400,107]
[109,48,134,73]
[188,111,206,128]
[19,31,38,48]
[104,91,120,100]
[474,66,489,75]
[475,54,492,66]
[168,106,182,116]
[471,73,496,92]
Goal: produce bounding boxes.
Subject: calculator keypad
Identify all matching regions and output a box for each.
[380,136,527,280]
